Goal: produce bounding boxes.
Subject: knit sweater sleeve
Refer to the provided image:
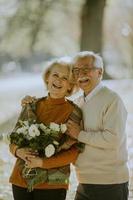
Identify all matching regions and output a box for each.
[42,146,79,169]
[78,96,127,149]
[9,143,19,157]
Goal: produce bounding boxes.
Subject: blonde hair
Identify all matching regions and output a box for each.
[42,58,77,96]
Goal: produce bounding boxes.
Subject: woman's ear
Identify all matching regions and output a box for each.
[45,71,50,84]
[46,78,49,83]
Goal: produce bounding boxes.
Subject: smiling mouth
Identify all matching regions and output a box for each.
[52,83,62,89]
[78,78,89,84]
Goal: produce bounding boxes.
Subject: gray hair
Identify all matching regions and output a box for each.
[73,51,104,70]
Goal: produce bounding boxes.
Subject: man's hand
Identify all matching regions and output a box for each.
[21,95,36,107]
[66,120,81,139]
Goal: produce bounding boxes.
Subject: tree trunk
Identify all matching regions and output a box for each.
[80,0,111,79]
[81,0,106,53]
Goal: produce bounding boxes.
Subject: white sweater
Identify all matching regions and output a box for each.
[75,86,129,184]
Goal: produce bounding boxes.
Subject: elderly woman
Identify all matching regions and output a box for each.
[9,58,84,200]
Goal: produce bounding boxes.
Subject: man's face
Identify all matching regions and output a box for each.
[73,57,102,95]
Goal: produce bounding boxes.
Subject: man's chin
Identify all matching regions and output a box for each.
[78,84,92,94]
[78,82,90,90]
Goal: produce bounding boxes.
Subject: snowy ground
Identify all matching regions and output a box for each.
[0,73,133,200]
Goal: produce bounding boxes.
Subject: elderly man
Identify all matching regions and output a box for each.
[67,51,129,200]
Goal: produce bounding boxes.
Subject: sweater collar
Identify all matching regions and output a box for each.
[84,82,104,102]
[46,94,67,105]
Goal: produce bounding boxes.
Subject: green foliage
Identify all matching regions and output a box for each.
[22,168,48,192]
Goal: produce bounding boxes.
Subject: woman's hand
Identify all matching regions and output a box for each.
[16,148,38,162]
[21,95,36,106]
[25,156,43,168]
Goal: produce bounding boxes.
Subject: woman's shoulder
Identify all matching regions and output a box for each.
[32,96,48,110]
[67,99,82,123]
[36,96,47,103]
[67,99,81,110]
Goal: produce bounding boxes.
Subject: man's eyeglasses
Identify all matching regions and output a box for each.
[72,67,98,76]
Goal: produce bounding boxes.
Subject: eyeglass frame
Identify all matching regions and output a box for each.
[72,65,99,76]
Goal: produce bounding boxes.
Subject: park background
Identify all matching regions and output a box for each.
[0,0,133,199]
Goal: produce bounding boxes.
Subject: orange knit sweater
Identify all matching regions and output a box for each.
[9,96,79,189]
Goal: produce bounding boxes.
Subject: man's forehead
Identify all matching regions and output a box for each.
[75,56,94,66]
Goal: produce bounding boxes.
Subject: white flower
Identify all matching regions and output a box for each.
[45,144,55,158]
[53,140,59,146]
[29,124,40,138]
[23,121,29,127]
[50,122,60,132]
[60,124,67,133]
[16,126,28,135]
[39,123,47,131]
[25,134,32,140]
[45,128,51,135]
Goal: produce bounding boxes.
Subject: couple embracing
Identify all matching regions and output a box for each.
[9,51,129,200]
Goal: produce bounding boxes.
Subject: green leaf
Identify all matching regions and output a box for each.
[23,168,48,192]
[48,170,69,185]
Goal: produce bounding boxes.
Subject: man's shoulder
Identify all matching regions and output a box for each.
[100,86,127,113]
[99,86,127,112]
[100,86,121,101]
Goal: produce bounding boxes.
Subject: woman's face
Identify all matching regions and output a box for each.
[47,65,71,99]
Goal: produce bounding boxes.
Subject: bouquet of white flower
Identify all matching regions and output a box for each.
[9,100,84,191]
[9,120,67,157]
[9,120,68,191]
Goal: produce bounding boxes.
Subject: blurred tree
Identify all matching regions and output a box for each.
[0,0,81,59]
[104,0,133,78]
[1,0,132,78]
[80,0,110,79]
[81,0,106,53]
[2,0,55,53]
